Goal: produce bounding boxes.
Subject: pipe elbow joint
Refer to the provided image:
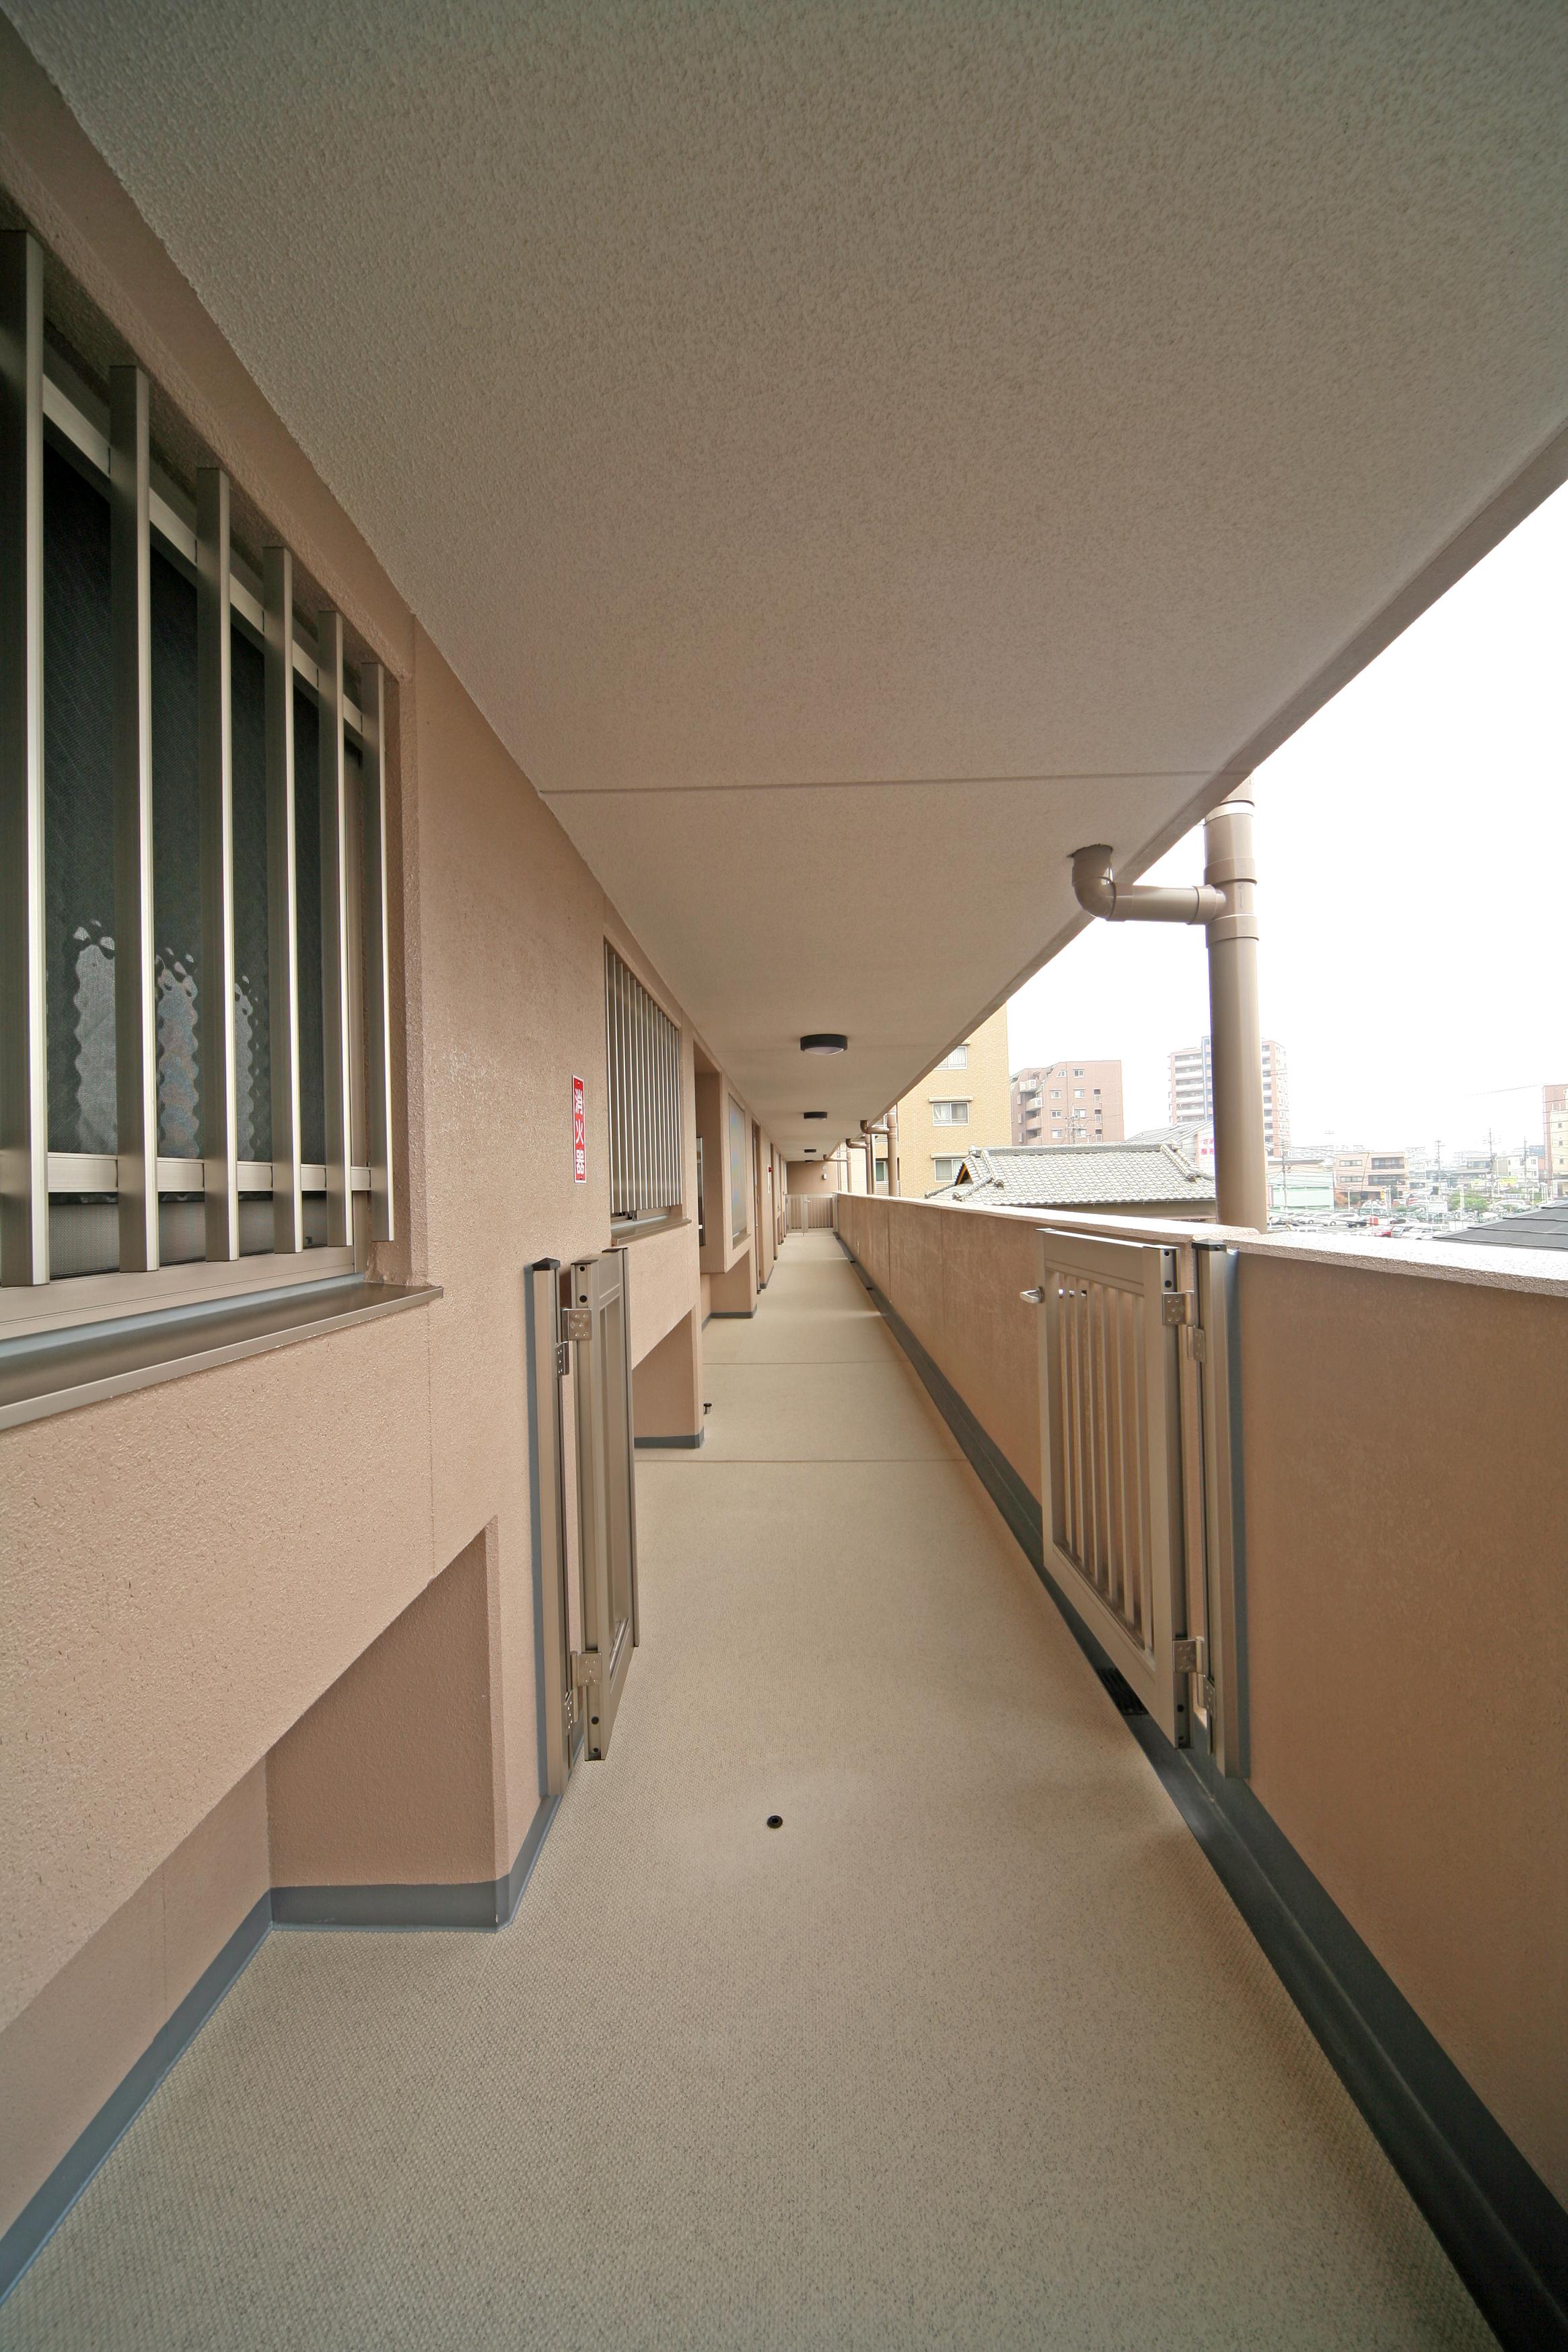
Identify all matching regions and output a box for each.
[1070,844,1118,919]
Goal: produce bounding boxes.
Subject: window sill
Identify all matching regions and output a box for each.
[0,1275,441,1432]
[610,1213,692,1242]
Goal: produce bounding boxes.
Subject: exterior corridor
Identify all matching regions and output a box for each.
[1,1232,1491,2351]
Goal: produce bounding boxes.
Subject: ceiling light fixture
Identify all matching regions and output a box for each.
[799,1033,847,1055]
[804,1110,827,1120]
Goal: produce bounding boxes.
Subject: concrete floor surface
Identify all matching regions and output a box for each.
[0,1232,1495,2349]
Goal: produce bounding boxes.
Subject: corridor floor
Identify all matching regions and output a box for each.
[1,1232,1492,2349]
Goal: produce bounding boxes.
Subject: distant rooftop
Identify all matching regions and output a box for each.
[929,1141,1216,1211]
[1435,1203,1568,1254]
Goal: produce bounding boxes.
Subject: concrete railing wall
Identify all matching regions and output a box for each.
[836,1191,1568,2211]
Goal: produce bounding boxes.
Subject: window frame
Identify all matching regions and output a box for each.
[604,940,684,1230]
[1,240,396,1343]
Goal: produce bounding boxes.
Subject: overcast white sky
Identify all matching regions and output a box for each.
[1007,481,1568,1152]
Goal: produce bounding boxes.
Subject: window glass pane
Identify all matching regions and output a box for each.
[293,686,325,1166]
[43,446,115,1155]
[151,546,201,1156]
[231,622,271,1161]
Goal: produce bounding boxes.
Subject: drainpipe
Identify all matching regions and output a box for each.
[1069,784,1267,1230]
[887,1100,902,1198]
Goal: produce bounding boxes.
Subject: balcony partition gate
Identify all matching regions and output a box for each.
[1032,1223,1246,1767]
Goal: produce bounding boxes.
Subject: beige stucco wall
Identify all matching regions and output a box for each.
[1238,1254,1568,2205]
[837,1195,1041,1493]
[0,1765,269,2241]
[895,1005,1012,1197]
[0,96,798,2228]
[839,1193,1568,2207]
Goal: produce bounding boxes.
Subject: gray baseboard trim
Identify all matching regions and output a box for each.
[0,1890,271,2304]
[837,1232,1568,2352]
[273,1793,561,1932]
[707,1308,755,1319]
[635,1428,705,1450]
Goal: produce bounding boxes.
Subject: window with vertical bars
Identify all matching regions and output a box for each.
[604,943,682,1221]
[1,228,396,1324]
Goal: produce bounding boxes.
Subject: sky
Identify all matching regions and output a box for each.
[1007,481,1568,1153]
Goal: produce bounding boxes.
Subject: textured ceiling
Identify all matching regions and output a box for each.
[12,0,1567,1150]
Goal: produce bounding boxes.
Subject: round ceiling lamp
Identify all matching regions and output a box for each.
[799,1033,847,1055]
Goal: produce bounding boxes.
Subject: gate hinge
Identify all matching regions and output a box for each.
[1172,1635,1208,1678]
[570,1650,600,1689]
[1161,1291,1207,1359]
[563,1306,592,1343]
[555,1340,571,1378]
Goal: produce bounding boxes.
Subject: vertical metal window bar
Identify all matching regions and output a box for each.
[316,609,353,1249]
[110,366,159,1273]
[360,662,395,1243]
[0,231,47,1286]
[263,543,302,1253]
[197,467,239,1260]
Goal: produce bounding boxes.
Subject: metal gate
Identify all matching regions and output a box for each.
[526,1244,641,1793]
[1032,1224,1246,1765]
[787,1192,837,1232]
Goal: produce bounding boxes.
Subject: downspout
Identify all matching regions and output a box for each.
[1069,784,1267,1230]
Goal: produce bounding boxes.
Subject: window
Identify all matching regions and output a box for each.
[605,944,682,1221]
[1073,1067,1083,1076]
[1051,1127,1064,1139]
[1073,1088,1085,1098]
[930,1099,970,1125]
[945,1044,968,1067]
[932,1155,966,1184]
[727,1096,749,1242]
[3,236,395,1328]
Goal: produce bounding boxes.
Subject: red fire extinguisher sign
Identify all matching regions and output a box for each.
[572,1075,587,1182]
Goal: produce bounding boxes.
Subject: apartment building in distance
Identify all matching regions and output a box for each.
[1011,1059,1125,1146]
[1546,1083,1568,1197]
[896,1007,1011,1194]
[1170,1035,1289,1157]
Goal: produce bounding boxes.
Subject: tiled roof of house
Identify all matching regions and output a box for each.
[929,1141,1216,1209]
[1434,1202,1568,1254]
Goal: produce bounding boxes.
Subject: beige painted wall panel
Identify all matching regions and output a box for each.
[269,1530,501,1888]
[0,1765,269,2239]
[1239,1256,1568,2203]
[627,1218,701,1370]
[0,1311,434,2028]
[411,631,618,1859]
[631,1312,701,1441]
[846,1198,1041,1502]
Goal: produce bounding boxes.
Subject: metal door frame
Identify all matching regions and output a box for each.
[526,1258,576,1797]
[567,1245,639,1757]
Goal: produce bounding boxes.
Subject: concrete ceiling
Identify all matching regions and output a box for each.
[13,0,1567,1154]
